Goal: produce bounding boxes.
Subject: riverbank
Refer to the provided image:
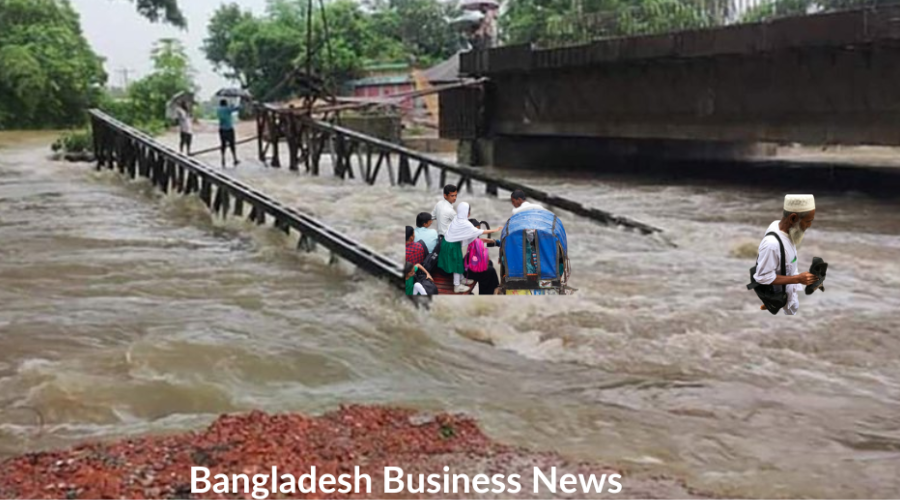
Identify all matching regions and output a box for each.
[0,406,700,499]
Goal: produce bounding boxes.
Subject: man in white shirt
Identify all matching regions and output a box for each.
[753,194,819,315]
[176,102,193,155]
[510,189,548,215]
[431,184,458,236]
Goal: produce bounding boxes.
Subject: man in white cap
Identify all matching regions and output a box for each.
[753,194,820,315]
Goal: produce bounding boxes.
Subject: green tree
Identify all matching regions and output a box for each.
[0,0,107,129]
[202,3,255,85]
[740,0,812,21]
[102,38,196,132]
[129,0,186,28]
[738,0,893,23]
[203,0,455,101]
[502,0,716,45]
[615,0,713,35]
[366,0,459,66]
[204,3,305,99]
[227,17,306,99]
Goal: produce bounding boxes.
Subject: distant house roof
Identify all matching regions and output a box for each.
[349,75,412,87]
[423,53,461,84]
[363,62,410,72]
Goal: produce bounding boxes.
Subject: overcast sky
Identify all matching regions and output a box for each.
[71,0,270,100]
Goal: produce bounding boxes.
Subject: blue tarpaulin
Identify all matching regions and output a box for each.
[500,210,567,280]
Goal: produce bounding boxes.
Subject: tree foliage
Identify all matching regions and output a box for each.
[502,0,716,45]
[365,0,459,67]
[100,38,196,134]
[738,0,885,22]
[740,0,812,22]
[0,0,107,129]
[130,0,186,28]
[502,0,890,45]
[203,0,458,101]
[129,39,196,122]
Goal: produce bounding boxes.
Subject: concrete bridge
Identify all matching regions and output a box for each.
[441,6,900,169]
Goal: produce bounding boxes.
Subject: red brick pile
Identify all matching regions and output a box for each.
[0,405,700,499]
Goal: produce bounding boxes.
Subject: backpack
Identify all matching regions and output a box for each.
[413,270,439,295]
[747,231,788,315]
[421,237,442,273]
[465,238,489,273]
[413,240,428,262]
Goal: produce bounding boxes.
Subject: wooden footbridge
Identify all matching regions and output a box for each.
[89,110,406,291]
[254,104,665,236]
[90,102,667,297]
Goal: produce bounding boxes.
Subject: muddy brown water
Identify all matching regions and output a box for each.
[1,129,899,498]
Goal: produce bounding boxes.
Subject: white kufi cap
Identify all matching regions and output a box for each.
[784,194,815,212]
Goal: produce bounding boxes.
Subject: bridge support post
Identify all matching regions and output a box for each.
[270,113,281,168]
[457,139,492,167]
[398,155,412,185]
[333,136,346,179]
[256,109,266,163]
[298,234,317,252]
[286,115,299,172]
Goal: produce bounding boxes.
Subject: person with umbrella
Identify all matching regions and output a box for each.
[166,91,194,155]
[215,88,249,168]
[176,101,193,155]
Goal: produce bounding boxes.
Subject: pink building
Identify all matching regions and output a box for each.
[347,63,415,109]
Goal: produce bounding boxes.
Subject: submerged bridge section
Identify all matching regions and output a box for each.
[89,110,406,291]
[254,104,665,235]
[446,7,900,168]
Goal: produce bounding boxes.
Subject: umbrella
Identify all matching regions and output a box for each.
[450,9,485,29]
[165,91,194,120]
[215,87,253,99]
[459,0,499,10]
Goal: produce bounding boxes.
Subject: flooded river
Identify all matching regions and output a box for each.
[1,130,899,498]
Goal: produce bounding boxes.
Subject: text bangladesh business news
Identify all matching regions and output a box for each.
[192,465,623,498]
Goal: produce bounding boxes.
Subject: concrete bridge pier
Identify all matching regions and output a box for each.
[441,6,900,192]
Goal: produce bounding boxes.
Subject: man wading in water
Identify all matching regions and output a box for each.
[753,194,819,315]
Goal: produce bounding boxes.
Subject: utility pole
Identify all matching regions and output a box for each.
[116,68,135,89]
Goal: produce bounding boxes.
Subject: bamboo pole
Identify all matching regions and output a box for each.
[188,136,258,157]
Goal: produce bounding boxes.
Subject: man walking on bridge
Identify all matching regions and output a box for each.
[176,101,193,155]
[217,99,241,168]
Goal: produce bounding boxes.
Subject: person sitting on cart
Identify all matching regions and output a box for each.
[406,226,427,265]
[510,189,549,215]
[405,261,433,295]
[439,202,502,293]
[414,212,439,253]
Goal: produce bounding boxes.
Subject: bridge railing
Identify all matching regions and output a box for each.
[89,109,406,291]
[506,0,900,48]
[255,104,666,236]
